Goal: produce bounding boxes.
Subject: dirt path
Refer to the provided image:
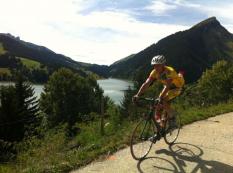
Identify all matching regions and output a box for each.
[71,112,233,173]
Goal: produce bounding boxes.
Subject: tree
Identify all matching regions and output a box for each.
[86,74,104,112]
[0,85,19,141]
[40,68,103,133]
[14,74,40,136]
[120,86,134,118]
[190,60,233,105]
[0,74,39,142]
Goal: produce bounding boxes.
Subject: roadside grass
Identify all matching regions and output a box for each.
[8,121,134,173]
[0,68,11,76]
[0,43,7,55]
[0,164,17,173]
[19,57,41,69]
[178,100,233,125]
[1,100,233,173]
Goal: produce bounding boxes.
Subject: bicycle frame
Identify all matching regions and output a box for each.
[139,97,167,134]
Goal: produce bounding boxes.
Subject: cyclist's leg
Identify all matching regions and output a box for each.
[154,104,163,122]
[163,88,182,118]
[155,87,181,128]
[154,88,177,127]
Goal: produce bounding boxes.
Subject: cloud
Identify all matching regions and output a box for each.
[172,0,201,8]
[145,0,177,16]
[144,0,201,16]
[165,0,233,25]
[67,10,188,64]
[0,0,188,65]
[175,1,233,31]
[200,4,233,24]
[67,2,233,64]
[2,0,232,65]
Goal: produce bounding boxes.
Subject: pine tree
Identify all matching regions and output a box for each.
[14,74,39,137]
[0,85,19,141]
[120,86,134,118]
[0,74,39,142]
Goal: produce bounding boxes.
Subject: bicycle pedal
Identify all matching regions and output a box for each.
[156,134,161,141]
[148,135,158,143]
[160,129,166,137]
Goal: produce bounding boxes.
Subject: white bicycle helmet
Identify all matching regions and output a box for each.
[151,55,166,65]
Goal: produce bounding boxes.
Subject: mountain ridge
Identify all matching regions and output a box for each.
[109,17,233,83]
[0,33,111,79]
[1,17,233,83]
[0,33,80,69]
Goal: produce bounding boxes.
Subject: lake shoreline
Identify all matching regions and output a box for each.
[0,78,133,105]
[0,77,134,85]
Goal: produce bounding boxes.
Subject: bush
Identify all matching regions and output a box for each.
[189,60,233,105]
[40,68,103,134]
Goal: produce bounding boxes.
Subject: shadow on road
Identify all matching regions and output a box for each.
[137,156,179,173]
[137,142,233,173]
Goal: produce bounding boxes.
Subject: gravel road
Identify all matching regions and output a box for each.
[71,112,233,173]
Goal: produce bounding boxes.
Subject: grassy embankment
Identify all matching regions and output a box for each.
[1,100,233,173]
[0,68,11,76]
[19,57,41,69]
[0,43,11,78]
[0,43,7,55]
[0,57,41,80]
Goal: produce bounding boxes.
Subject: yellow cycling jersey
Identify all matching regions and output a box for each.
[149,66,185,88]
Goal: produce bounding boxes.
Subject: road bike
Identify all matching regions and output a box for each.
[130,97,181,160]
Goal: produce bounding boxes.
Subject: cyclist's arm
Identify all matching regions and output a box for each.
[136,77,154,97]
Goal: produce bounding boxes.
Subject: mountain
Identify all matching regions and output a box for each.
[1,17,233,83]
[0,33,81,69]
[0,33,109,78]
[109,17,233,83]
[111,54,136,66]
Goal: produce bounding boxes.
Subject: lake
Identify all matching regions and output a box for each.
[0,82,44,99]
[97,78,134,105]
[0,78,133,105]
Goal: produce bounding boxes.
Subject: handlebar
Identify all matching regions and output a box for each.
[138,97,154,102]
[134,97,161,106]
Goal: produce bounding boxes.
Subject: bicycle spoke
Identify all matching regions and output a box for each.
[164,114,181,145]
[130,119,156,160]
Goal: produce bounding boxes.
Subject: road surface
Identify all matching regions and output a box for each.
[72,112,233,173]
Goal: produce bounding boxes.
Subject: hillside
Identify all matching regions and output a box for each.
[0,33,109,81]
[0,34,81,69]
[109,17,233,83]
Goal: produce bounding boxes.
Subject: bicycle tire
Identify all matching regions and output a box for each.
[164,113,181,145]
[130,118,156,160]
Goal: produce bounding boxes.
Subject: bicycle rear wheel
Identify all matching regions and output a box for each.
[130,118,156,160]
[164,113,181,145]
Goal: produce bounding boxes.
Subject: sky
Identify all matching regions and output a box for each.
[0,0,233,65]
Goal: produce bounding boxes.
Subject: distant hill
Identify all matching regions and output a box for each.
[0,34,81,69]
[109,17,233,83]
[0,33,109,80]
[111,54,136,66]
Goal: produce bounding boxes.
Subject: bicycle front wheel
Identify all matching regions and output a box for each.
[164,113,181,145]
[130,118,156,160]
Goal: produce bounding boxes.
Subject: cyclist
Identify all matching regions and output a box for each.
[132,55,185,128]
